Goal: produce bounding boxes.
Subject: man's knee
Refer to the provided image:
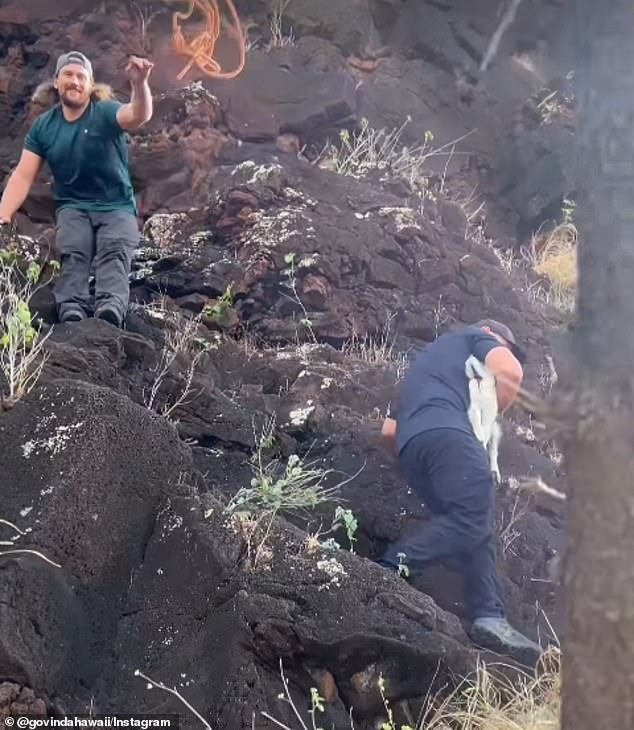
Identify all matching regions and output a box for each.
[96,212,139,266]
[452,507,493,551]
[96,237,134,263]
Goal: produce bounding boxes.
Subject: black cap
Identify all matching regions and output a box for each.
[474,319,526,364]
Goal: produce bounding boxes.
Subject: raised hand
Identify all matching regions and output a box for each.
[125,56,154,85]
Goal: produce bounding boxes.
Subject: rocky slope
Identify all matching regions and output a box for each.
[0,1,571,727]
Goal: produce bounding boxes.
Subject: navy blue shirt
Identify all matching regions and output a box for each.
[394,326,501,453]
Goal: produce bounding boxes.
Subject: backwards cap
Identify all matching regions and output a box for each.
[55,51,93,78]
[474,318,526,364]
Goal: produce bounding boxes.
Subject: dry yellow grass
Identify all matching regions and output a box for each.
[534,248,576,290]
[421,647,560,730]
[524,223,577,313]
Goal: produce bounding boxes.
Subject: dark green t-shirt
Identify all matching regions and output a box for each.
[24,99,136,215]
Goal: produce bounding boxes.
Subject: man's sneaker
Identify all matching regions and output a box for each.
[95,306,122,328]
[60,308,85,323]
[469,617,542,666]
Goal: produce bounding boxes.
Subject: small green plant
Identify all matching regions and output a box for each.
[1,297,36,348]
[281,252,315,340]
[252,414,277,454]
[332,506,358,552]
[309,688,324,715]
[203,284,235,327]
[229,453,341,516]
[396,552,410,578]
[229,415,341,516]
[228,419,363,565]
[0,248,55,407]
[325,117,472,197]
[144,308,211,419]
[261,659,328,730]
[378,675,414,730]
[318,537,341,551]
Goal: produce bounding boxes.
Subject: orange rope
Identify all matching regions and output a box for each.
[170,0,246,80]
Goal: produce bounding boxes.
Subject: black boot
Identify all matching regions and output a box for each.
[469,617,542,666]
[95,305,122,328]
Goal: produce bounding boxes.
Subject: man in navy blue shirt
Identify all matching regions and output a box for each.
[378,319,542,664]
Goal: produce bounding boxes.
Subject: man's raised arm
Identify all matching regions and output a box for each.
[116,56,154,131]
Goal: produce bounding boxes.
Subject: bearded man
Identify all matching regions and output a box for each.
[0,51,154,327]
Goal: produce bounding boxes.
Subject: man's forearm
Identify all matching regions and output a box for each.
[496,378,520,412]
[493,365,523,411]
[0,172,31,220]
[129,80,153,125]
[484,346,523,412]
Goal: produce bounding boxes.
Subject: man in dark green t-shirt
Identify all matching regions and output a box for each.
[0,50,154,326]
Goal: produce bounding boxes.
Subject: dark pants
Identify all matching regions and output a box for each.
[54,208,139,321]
[378,428,505,620]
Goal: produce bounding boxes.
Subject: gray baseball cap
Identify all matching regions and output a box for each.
[55,51,93,78]
[474,318,526,364]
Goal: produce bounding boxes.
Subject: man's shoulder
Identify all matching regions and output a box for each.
[25,106,61,152]
[93,98,123,118]
[93,98,122,110]
[91,98,127,133]
[444,324,486,340]
[31,105,61,128]
[410,326,498,366]
[423,326,481,352]
[455,325,501,363]
[444,325,498,349]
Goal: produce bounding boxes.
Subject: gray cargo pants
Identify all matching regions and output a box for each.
[54,208,139,322]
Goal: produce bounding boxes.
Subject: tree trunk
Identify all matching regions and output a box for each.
[563,2,634,728]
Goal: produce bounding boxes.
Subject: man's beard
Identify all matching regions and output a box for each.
[60,90,88,108]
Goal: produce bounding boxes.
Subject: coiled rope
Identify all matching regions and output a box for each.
[170,0,245,80]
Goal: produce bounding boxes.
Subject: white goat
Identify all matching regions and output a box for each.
[465,355,502,483]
